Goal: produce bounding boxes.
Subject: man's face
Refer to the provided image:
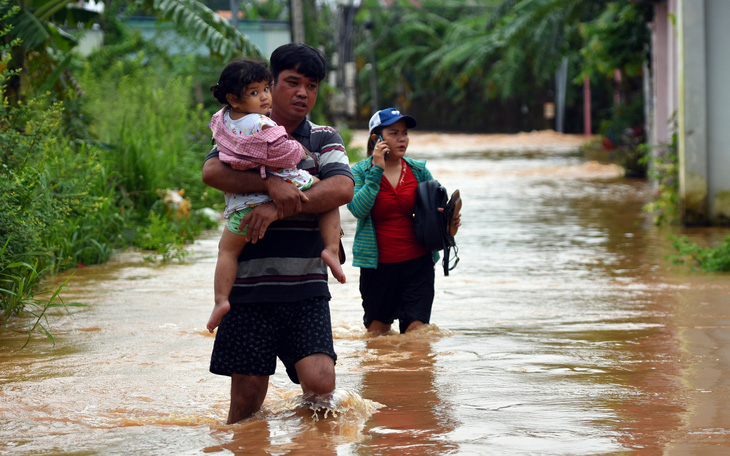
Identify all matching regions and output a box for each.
[271,69,320,125]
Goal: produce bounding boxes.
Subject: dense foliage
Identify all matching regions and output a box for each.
[0,1,225,339]
[351,0,651,135]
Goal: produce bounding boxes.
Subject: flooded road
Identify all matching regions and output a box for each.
[2,131,730,455]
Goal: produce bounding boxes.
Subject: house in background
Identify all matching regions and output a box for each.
[75,13,289,60]
[123,16,290,59]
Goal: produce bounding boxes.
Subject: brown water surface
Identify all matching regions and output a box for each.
[2,131,730,455]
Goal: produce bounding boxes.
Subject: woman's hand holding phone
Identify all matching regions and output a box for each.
[379,135,389,161]
[372,134,389,168]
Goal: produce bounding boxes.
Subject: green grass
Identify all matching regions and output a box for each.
[0,239,87,347]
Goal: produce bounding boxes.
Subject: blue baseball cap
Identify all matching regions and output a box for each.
[368,108,417,133]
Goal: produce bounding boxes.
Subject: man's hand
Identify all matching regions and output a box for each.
[239,202,279,243]
[265,177,309,219]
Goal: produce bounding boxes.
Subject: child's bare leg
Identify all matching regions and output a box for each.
[209,229,248,332]
[318,208,346,284]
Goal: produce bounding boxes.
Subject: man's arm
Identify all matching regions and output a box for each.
[299,174,354,214]
[202,154,308,218]
[202,155,265,194]
[241,174,354,243]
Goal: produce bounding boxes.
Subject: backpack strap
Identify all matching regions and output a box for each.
[300,144,319,173]
[442,190,461,275]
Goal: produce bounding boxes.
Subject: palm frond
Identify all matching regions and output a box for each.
[32,0,73,21]
[6,1,89,53]
[137,0,262,59]
[8,8,51,50]
[485,0,520,31]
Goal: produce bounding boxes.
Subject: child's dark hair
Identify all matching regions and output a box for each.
[211,59,273,106]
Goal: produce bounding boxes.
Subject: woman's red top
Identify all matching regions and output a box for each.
[370,160,430,263]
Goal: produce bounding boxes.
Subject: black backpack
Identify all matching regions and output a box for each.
[414,179,460,276]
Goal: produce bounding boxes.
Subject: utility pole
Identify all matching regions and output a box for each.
[583,76,592,135]
[230,0,239,29]
[365,22,379,112]
[290,0,305,43]
[555,57,568,133]
[336,1,358,117]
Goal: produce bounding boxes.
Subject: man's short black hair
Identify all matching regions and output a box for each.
[270,43,327,83]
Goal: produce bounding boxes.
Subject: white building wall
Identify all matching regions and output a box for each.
[652,0,730,224]
[677,0,709,223]
[704,0,730,223]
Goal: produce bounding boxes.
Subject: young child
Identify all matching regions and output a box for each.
[207,59,345,333]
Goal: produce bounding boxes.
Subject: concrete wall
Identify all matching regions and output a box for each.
[704,1,730,224]
[650,1,679,147]
[677,0,709,224]
[662,0,730,225]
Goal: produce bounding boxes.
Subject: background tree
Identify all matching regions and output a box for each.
[1,0,260,104]
[0,0,93,104]
[353,0,651,134]
[1,0,260,334]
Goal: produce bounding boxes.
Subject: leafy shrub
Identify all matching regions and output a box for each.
[598,96,646,177]
[0,96,98,334]
[642,124,679,226]
[132,212,186,262]
[0,97,105,267]
[669,235,730,272]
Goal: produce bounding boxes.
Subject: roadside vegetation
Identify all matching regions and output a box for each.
[1,1,236,340]
[669,236,730,272]
[641,120,729,271]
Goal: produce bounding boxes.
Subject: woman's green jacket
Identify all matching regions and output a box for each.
[346,156,439,269]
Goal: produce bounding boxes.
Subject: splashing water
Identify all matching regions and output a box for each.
[267,389,383,422]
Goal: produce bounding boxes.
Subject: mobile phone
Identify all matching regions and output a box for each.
[378,135,388,161]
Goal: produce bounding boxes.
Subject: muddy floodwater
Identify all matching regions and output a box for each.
[2,131,730,455]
